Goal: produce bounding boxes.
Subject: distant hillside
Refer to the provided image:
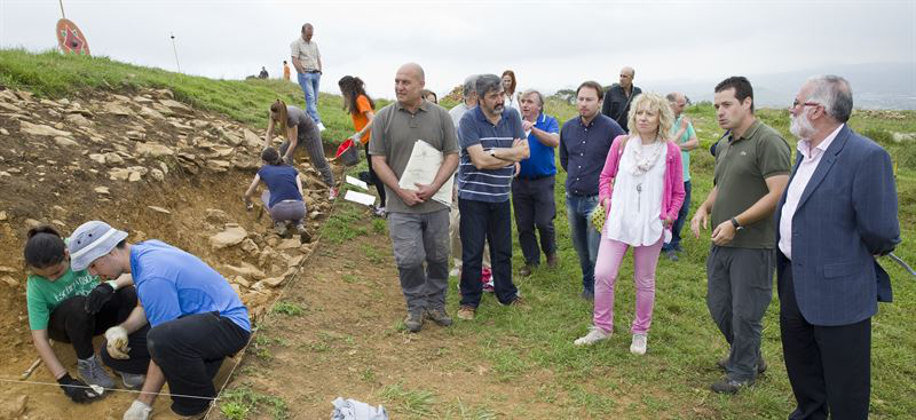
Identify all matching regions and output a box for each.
[646,62,916,110]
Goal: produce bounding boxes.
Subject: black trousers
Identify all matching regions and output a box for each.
[48,287,135,358]
[147,312,250,416]
[778,252,871,420]
[511,175,557,265]
[364,141,386,205]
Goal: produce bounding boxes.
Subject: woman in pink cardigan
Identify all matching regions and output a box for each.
[574,92,685,355]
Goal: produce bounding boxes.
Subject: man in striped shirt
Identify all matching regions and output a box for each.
[455,74,530,321]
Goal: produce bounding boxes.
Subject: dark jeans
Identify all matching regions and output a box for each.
[48,287,136,359]
[147,312,251,416]
[459,198,518,307]
[565,193,600,294]
[706,245,774,382]
[365,141,387,206]
[663,180,691,252]
[778,252,870,420]
[512,175,557,266]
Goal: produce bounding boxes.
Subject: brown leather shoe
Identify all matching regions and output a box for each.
[546,253,558,268]
[456,305,476,320]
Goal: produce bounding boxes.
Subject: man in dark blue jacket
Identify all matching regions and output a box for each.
[776,75,900,419]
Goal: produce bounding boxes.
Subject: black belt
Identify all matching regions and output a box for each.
[305,70,321,74]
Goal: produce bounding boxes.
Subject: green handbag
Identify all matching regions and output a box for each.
[590,200,606,233]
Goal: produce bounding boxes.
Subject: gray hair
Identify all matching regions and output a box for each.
[520,89,544,108]
[475,74,502,98]
[462,74,479,97]
[805,75,853,123]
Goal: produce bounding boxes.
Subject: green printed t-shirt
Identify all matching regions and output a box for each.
[26,267,99,330]
[670,114,696,181]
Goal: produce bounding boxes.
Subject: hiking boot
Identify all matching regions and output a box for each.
[425,307,453,327]
[328,187,339,201]
[120,372,146,390]
[546,253,558,268]
[404,310,424,333]
[630,333,648,355]
[717,356,767,374]
[274,222,288,237]
[519,264,535,277]
[580,290,595,302]
[500,295,525,307]
[296,224,311,243]
[574,325,611,346]
[456,305,476,321]
[710,377,754,394]
[77,354,115,389]
[664,249,679,261]
[123,399,152,420]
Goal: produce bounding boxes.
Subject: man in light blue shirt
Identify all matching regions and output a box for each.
[69,221,250,419]
[662,92,698,261]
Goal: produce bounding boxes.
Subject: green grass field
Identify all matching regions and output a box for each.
[3,50,914,418]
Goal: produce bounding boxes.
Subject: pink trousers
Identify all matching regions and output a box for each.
[593,235,664,335]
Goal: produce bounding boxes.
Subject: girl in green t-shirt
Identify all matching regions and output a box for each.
[25,226,147,403]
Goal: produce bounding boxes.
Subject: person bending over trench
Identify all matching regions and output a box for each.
[24,225,150,403]
[244,147,311,242]
[67,220,251,419]
[265,99,337,200]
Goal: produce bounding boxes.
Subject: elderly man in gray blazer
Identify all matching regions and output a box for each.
[776,75,900,420]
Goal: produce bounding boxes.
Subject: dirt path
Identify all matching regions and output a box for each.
[216,201,603,419]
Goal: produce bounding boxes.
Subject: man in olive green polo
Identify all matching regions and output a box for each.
[691,76,791,394]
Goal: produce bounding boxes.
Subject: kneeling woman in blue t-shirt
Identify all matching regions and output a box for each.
[244,147,310,241]
[24,226,150,403]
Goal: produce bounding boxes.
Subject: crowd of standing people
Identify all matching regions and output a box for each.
[18,20,901,420]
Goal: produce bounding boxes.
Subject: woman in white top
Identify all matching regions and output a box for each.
[574,92,685,355]
[501,70,520,114]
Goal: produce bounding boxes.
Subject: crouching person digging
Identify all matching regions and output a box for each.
[68,221,252,419]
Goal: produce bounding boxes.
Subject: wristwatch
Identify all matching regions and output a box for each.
[730,217,743,231]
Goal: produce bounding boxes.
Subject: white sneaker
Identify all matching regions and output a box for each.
[123,399,152,420]
[630,333,648,355]
[574,325,610,346]
[317,122,326,132]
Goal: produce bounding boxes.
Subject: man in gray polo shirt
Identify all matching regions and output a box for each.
[455,74,530,321]
[691,76,791,394]
[369,63,459,333]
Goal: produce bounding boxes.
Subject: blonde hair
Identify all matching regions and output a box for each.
[627,92,674,142]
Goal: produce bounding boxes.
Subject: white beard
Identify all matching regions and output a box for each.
[790,110,815,139]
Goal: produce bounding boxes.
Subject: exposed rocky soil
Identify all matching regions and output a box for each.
[0,87,338,419]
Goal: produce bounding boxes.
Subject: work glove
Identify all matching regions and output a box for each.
[84,282,116,314]
[105,326,131,360]
[57,373,101,403]
[123,399,152,420]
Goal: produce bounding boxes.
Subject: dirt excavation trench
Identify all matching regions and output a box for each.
[0,87,339,419]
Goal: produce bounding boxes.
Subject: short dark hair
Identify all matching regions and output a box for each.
[576,81,604,101]
[24,225,65,269]
[715,76,754,112]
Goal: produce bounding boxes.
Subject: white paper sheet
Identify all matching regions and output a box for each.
[343,190,376,207]
[398,140,453,207]
[346,175,368,190]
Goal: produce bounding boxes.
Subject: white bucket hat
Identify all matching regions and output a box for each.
[68,220,129,271]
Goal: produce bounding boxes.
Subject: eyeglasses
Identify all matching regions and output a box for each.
[792,99,821,109]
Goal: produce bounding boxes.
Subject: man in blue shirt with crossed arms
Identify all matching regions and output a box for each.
[68,220,251,420]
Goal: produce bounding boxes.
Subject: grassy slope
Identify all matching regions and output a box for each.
[3,50,914,418]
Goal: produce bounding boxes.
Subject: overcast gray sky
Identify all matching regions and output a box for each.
[1,0,914,100]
